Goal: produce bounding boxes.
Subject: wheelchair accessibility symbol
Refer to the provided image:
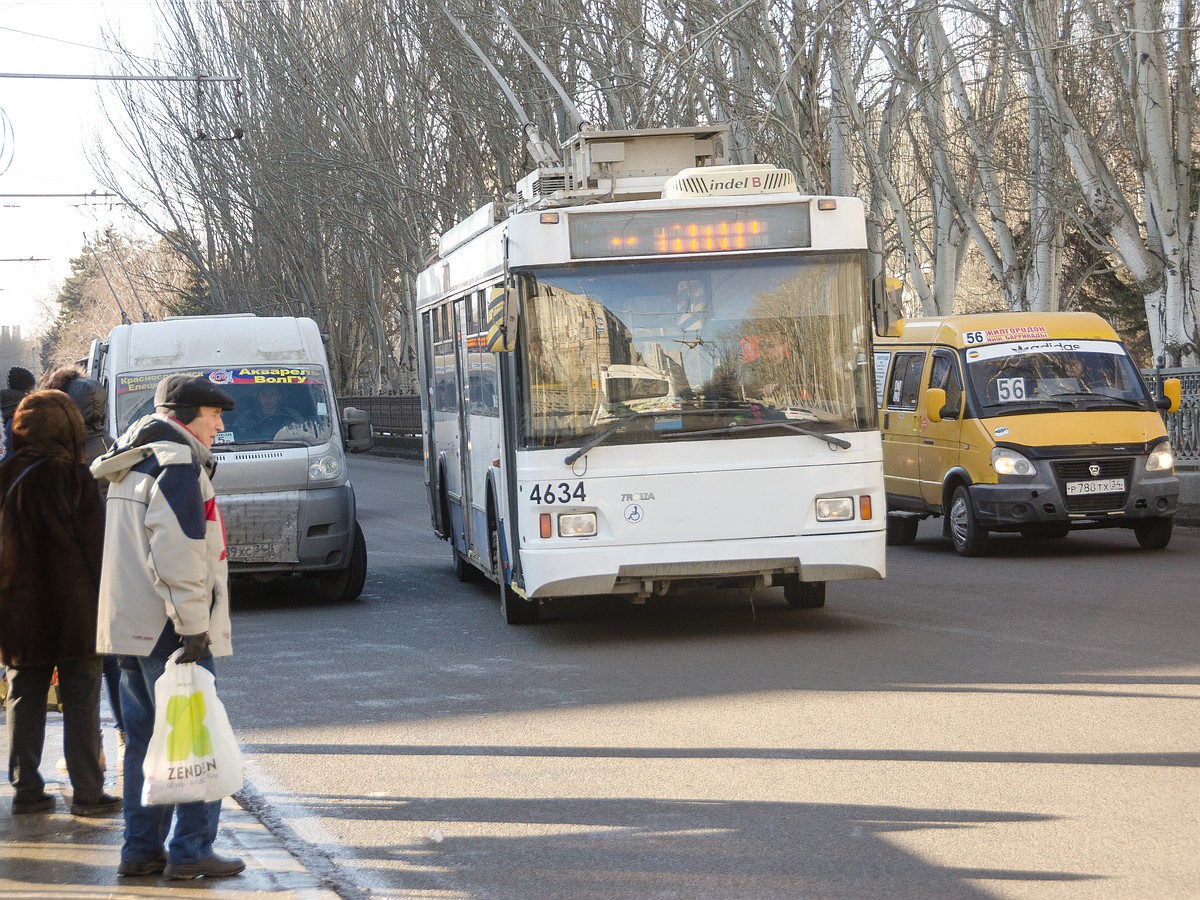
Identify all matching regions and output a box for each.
[624,504,644,524]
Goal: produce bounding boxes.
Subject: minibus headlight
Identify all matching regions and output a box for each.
[1146,443,1175,473]
[992,448,1035,477]
[815,497,854,521]
[308,453,343,482]
[558,512,597,537]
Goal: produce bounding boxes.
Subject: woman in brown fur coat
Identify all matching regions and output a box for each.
[0,390,121,816]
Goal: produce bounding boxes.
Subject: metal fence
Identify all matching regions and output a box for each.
[1144,367,1200,464]
[338,395,421,437]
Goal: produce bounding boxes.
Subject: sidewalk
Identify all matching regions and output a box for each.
[1,704,338,900]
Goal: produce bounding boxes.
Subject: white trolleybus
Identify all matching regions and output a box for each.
[416,126,886,623]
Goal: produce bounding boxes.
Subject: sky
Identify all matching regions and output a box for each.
[0,0,159,337]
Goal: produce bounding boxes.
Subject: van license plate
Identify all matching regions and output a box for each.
[1066,478,1125,496]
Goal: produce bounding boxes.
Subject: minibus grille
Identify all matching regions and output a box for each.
[1052,457,1134,512]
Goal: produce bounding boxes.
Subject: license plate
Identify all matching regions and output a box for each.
[1066,478,1125,496]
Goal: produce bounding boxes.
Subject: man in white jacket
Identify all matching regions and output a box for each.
[92,374,244,881]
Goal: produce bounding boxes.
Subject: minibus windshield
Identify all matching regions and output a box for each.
[964,339,1153,415]
[114,366,335,447]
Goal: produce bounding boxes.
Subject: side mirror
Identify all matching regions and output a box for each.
[486,285,518,353]
[1157,377,1181,414]
[870,275,904,338]
[342,407,373,453]
[926,387,946,423]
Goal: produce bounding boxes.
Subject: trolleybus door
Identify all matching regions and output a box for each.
[453,297,476,556]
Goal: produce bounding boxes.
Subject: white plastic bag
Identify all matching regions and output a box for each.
[142,650,243,805]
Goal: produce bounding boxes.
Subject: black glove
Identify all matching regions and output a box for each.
[178,632,210,664]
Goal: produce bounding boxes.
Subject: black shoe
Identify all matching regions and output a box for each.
[12,793,55,815]
[118,855,167,877]
[163,852,246,880]
[70,793,123,817]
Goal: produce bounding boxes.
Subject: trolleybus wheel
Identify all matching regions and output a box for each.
[1133,517,1173,550]
[492,528,539,624]
[782,576,826,609]
[948,485,989,557]
[317,522,367,602]
[886,515,919,546]
[451,539,473,582]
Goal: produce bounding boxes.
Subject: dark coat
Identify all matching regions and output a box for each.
[0,390,105,667]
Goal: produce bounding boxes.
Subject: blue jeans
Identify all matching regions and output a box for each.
[118,655,222,865]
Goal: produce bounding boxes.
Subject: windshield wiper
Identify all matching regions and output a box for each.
[563,409,748,465]
[215,440,309,451]
[661,419,852,449]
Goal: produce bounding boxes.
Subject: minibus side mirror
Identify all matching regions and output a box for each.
[1156,378,1181,414]
[486,286,518,353]
[342,407,373,453]
[926,387,946,423]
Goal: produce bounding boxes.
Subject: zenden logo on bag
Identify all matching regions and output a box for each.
[165,690,217,780]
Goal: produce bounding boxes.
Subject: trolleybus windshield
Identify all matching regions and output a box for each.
[519,253,874,449]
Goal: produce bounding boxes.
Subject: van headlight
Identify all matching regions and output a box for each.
[308,453,343,482]
[992,447,1035,476]
[1146,442,1175,472]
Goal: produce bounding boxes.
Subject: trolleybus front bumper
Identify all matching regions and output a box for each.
[518,531,885,599]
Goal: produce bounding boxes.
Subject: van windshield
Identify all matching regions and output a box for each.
[114,366,335,447]
[964,339,1153,414]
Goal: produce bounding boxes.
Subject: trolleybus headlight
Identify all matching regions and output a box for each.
[308,453,343,482]
[558,512,598,537]
[992,448,1035,477]
[1146,442,1175,472]
[815,497,854,521]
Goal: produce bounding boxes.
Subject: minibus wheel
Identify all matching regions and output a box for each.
[1133,517,1173,550]
[318,522,367,601]
[949,486,989,557]
[886,515,919,546]
[782,576,826,608]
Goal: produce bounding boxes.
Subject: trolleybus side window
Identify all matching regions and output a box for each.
[433,302,457,413]
[467,289,499,416]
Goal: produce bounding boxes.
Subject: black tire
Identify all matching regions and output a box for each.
[948,485,989,557]
[493,528,539,624]
[1019,523,1070,540]
[886,515,919,546]
[451,538,473,582]
[317,522,367,602]
[782,575,826,609]
[1134,517,1173,550]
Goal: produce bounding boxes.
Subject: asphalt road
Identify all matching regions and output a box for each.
[218,455,1200,899]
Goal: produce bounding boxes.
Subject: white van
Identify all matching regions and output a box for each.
[88,314,373,600]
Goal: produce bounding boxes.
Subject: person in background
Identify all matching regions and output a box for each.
[241,383,300,436]
[0,390,121,818]
[0,366,36,463]
[91,374,245,880]
[40,366,124,773]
